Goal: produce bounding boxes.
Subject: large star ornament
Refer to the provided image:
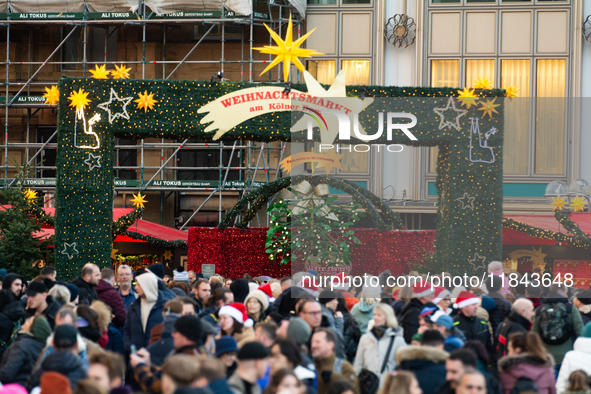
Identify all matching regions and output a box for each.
[84,152,102,171]
[434,97,468,131]
[291,71,374,145]
[98,88,133,124]
[468,253,487,271]
[458,192,475,210]
[61,242,79,260]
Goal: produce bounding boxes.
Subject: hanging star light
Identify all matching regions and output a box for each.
[43,85,59,105]
[550,195,568,211]
[505,85,519,100]
[457,88,479,109]
[90,64,110,79]
[253,14,324,82]
[135,91,158,112]
[24,188,38,200]
[473,76,493,90]
[111,64,131,79]
[570,196,588,212]
[68,88,90,111]
[131,192,147,209]
[478,99,500,119]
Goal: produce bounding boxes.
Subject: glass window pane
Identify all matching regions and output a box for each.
[430,60,460,173]
[308,0,336,4]
[342,0,370,3]
[431,60,460,88]
[341,60,370,85]
[431,0,460,3]
[501,59,531,175]
[535,59,566,174]
[308,60,336,85]
[466,0,495,2]
[466,59,495,89]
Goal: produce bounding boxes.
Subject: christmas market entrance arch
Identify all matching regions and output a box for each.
[55,76,504,277]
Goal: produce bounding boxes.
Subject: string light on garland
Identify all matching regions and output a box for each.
[111,64,131,79]
[474,76,493,90]
[90,64,110,79]
[43,85,59,105]
[131,192,148,209]
[134,91,158,112]
[570,196,588,212]
[550,195,568,211]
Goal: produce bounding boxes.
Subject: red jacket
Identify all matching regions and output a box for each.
[96,280,127,328]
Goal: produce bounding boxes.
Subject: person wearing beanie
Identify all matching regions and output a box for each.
[0,274,25,360]
[124,272,174,354]
[574,290,591,325]
[230,279,250,304]
[218,303,255,348]
[400,282,436,344]
[0,314,51,386]
[173,266,189,284]
[147,263,165,280]
[486,261,511,296]
[452,290,493,354]
[39,372,72,394]
[228,342,269,394]
[25,282,61,329]
[350,285,380,336]
[318,290,344,338]
[64,284,80,304]
[215,336,239,378]
[244,290,269,324]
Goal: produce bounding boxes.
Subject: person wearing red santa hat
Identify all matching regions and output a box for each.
[452,290,493,354]
[217,303,255,348]
[433,286,452,313]
[401,282,436,344]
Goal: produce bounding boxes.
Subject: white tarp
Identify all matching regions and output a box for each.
[145,0,253,16]
[9,0,84,12]
[288,0,305,19]
[86,0,137,13]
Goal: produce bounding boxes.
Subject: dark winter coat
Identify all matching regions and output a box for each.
[0,332,45,386]
[25,295,61,329]
[495,312,531,361]
[578,305,591,326]
[498,352,556,394]
[0,291,24,360]
[396,345,448,394]
[27,350,88,390]
[487,292,512,338]
[147,314,177,366]
[342,310,361,362]
[123,290,174,352]
[453,311,493,354]
[70,276,99,305]
[198,306,220,327]
[401,299,437,344]
[96,279,127,328]
[106,322,124,354]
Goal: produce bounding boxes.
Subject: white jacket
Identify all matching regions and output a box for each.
[353,326,407,386]
[556,337,591,393]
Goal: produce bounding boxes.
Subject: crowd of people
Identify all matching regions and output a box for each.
[0,261,589,394]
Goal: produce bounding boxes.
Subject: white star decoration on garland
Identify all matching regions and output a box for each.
[468,253,487,271]
[83,152,102,171]
[434,97,468,131]
[458,192,475,210]
[61,242,79,259]
[97,88,133,124]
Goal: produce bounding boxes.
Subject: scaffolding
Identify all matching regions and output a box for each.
[0,0,304,228]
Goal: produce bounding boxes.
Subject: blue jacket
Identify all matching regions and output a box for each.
[123,290,173,352]
[117,288,137,312]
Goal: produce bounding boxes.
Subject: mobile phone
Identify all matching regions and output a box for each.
[130,344,137,354]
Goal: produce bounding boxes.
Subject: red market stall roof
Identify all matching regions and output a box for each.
[503,212,591,245]
[1,206,188,245]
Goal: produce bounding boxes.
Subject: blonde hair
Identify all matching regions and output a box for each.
[380,371,417,394]
[48,285,71,305]
[90,300,112,333]
[374,303,398,329]
[357,291,380,306]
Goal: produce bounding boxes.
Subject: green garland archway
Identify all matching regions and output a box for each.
[219,175,405,231]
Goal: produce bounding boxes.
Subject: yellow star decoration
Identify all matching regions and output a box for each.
[43,85,59,105]
[570,196,588,212]
[253,14,324,82]
[550,195,568,211]
[478,99,500,119]
[135,91,158,112]
[111,243,119,260]
[90,64,110,79]
[68,88,90,111]
[505,85,518,100]
[163,250,173,261]
[24,188,38,200]
[131,192,147,209]
[474,76,493,90]
[111,64,131,79]
[457,88,479,109]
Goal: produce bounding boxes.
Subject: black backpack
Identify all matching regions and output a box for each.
[511,376,539,394]
[538,302,572,345]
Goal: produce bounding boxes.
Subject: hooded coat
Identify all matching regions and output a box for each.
[353,326,407,386]
[396,345,449,394]
[555,337,591,394]
[0,330,48,386]
[0,274,24,359]
[123,273,173,352]
[147,313,179,366]
[350,300,377,336]
[27,350,87,390]
[498,352,556,394]
[401,298,437,344]
[95,279,127,328]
